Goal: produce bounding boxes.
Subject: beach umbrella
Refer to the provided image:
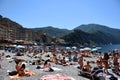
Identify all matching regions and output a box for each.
[16,45,25,49]
[83,47,91,51]
[79,49,84,51]
[72,46,77,49]
[9,45,16,47]
[92,48,98,51]
[66,47,70,49]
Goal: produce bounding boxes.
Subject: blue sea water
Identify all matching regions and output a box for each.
[98,44,120,53]
[63,44,120,53]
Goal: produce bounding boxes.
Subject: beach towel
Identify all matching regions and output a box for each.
[39,67,62,71]
[108,69,120,80]
[41,74,75,80]
[74,65,80,69]
[9,71,35,79]
[51,67,62,71]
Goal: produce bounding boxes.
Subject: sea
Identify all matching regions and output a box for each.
[63,44,120,53]
[99,44,120,53]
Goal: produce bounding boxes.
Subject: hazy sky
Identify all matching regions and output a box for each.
[0,0,120,30]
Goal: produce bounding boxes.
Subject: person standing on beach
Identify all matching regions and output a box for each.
[0,53,2,69]
[113,53,119,74]
[0,54,2,69]
[103,53,109,73]
[68,51,72,62]
[78,55,83,70]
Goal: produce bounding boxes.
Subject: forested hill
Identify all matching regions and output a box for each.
[73,24,120,44]
[62,29,119,46]
[30,26,72,37]
[1,14,120,45]
[75,24,120,38]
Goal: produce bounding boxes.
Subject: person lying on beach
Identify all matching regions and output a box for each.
[41,60,51,69]
[36,60,54,72]
[60,57,77,66]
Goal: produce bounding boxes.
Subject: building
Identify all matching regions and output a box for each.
[0,15,38,45]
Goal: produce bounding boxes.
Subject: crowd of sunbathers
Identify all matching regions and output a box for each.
[78,50,120,80]
[1,46,120,80]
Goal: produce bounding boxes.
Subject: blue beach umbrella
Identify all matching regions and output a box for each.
[92,48,98,51]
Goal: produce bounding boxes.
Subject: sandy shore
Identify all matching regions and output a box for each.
[0,50,97,80]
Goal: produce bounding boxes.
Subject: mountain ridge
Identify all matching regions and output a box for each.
[30,26,72,37]
[1,15,120,45]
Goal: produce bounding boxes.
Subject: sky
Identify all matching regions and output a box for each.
[0,0,120,30]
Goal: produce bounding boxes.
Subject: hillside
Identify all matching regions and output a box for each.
[1,15,120,45]
[62,29,117,46]
[30,26,72,37]
[74,24,120,44]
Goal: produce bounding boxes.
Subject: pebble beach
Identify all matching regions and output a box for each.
[0,50,97,80]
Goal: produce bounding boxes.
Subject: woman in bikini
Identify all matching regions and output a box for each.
[18,64,30,76]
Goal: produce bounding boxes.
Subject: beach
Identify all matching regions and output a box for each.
[0,50,92,80]
[0,47,120,80]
